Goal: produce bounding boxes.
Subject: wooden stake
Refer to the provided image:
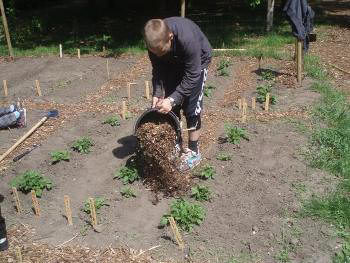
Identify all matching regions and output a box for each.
[180,0,185,17]
[127,83,137,100]
[121,101,127,120]
[106,59,110,80]
[265,93,270,112]
[3,79,8,97]
[238,98,242,110]
[31,190,40,217]
[12,187,23,213]
[59,44,63,58]
[35,80,42,97]
[242,101,247,123]
[15,246,23,263]
[77,48,81,59]
[251,97,256,110]
[64,195,73,226]
[297,40,303,85]
[88,198,97,227]
[0,0,14,57]
[103,46,106,53]
[168,217,185,250]
[145,81,150,100]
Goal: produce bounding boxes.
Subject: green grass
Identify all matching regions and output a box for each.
[333,240,350,263]
[304,54,328,80]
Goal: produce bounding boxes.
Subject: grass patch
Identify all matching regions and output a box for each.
[304,54,328,80]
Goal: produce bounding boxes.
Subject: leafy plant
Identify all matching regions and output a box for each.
[114,166,139,184]
[72,137,94,153]
[10,170,52,197]
[217,59,231,77]
[256,84,277,104]
[199,164,216,180]
[160,199,206,232]
[216,152,232,161]
[103,116,120,127]
[261,70,275,81]
[83,197,108,214]
[275,249,290,262]
[191,185,212,201]
[50,150,70,164]
[120,187,136,198]
[225,125,249,144]
[204,85,216,97]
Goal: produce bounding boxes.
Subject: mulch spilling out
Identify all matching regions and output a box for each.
[136,122,190,196]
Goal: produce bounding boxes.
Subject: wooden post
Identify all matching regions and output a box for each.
[238,98,242,110]
[265,93,270,112]
[35,80,42,97]
[169,217,185,250]
[15,247,23,263]
[127,83,137,100]
[31,190,41,217]
[106,59,110,80]
[88,198,97,227]
[64,195,73,226]
[12,187,23,213]
[242,101,247,123]
[77,49,80,59]
[59,44,63,58]
[121,101,127,120]
[0,0,14,57]
[251,97,256,110]
[145,81,150,100]
[180,0,185,17]
[297,40,303,85]
[3,80,8,97]
[294,38,298,62]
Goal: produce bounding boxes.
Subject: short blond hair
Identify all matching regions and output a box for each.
[143,19,171,49]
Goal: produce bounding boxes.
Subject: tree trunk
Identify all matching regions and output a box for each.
[266,0,275,32]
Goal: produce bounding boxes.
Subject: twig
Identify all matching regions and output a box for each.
[327,62,350,75]
[55,233,78,247]
[135,245,161,258]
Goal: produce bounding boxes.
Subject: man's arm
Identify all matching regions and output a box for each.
[149,51,164,98]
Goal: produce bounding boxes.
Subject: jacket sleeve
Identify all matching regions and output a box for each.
[149,51,164,98]
[169,40,202,105]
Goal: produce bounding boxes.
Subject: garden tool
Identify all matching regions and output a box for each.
[13,143,41,162]
[0,110,59,162]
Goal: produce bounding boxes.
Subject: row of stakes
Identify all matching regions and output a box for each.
[2,79,152,121]
[10,186,185,260]
[238,93,271,123]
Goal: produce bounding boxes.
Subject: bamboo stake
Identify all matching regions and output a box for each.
[238,98,242,110]
[180,0,185,17]
[88,198,97,227]
[168,217,185,250]
[15,247,23,263]
[242,101,247,123]
[265,93,270,112]
[12,187,23,213]
[31,190,40,217]
[64,195,73,226]
[59,44,63,58]
[251,97,256,110]
[3,79,8,97]
[77,49,80,59]
[145,81,150,100]
[122,101,127,120]
[106,59,110,80]
[297,40,303,85]
[35,80,42,97]
[0,0,14,57]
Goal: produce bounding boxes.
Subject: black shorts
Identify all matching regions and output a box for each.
[166,69,208,130]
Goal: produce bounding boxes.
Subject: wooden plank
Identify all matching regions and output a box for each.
[169,217,185,250]
[0,0,14,57]
[88,198,97,227]
[12,187,23,213]
[35,80,42,96]
[64,195,73,226]
[297,40,303,85]
[31,190,41,217]
[3,80,8,97]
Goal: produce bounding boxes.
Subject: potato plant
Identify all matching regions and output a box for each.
[114,166,139,184]
[216,152,232,161]
[72,137,94,153]
[199,164,216,180]
[191,185,212,201]
[256,84,277,104]
[83,197,108,214]
[225,125,249,145]
[204,85,216,97]
[120,187,136,198]
[103,116,120,127]
[51,150,70,164]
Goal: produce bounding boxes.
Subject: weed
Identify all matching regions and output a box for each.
[160,199,206,232]
[191,185,212,201]
[120,187,136,198]
[10,170,52,197]
[225,125,249,144]
[256,84,277,104]
[216,152,232,161]
[72,137,94,154]
[114,166,139,184]
[50,150,70,164]
[103,116,120,127]
[199,164,216,180]
[204,85,216,97]
[275,249,290,262]
[304,54,327,80]
[83,197,108,214]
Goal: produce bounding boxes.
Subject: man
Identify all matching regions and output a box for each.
[143,17,212,171]
[0,104,26,129]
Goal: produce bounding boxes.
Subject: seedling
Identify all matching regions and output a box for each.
[114,166,139,184]
[120,187,136,198]
[50,150,70,164]
[261,70,275,81]
[256,84,276,104]
[103,116,120,127]
[83,197,108,214]
[204,85,216,97]
[217,59,231,77]
[218,67,229,77]
[191,185,212,201]
[160,199,206,232]
[225,125,249,144]
[72,137,94,153]
[216,152,232,161]
[10,170,52,197]
[199,164,216,180]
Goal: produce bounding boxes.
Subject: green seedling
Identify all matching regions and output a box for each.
[216,152,232,161]
[50,150,70,164]
[204,85,216,97]
[256,84,277,104]
[83,197,108,214]
[275,249,290,262]
[114,166,139,184]
[199,164,216,180]
[72,137,94,153]
[10,170,52,197]
[191,185,212,201]
[160,199,206,232]
[261,70,275,81]
[120,187,136,198]
[225,125,249,144]
[103,116,120,127]
[217,59,231,77]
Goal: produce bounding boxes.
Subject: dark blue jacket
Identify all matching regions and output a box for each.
[149,17,212,105]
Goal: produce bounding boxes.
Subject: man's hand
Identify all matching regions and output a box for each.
[156,98,172,114]
[152,97,163,108]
